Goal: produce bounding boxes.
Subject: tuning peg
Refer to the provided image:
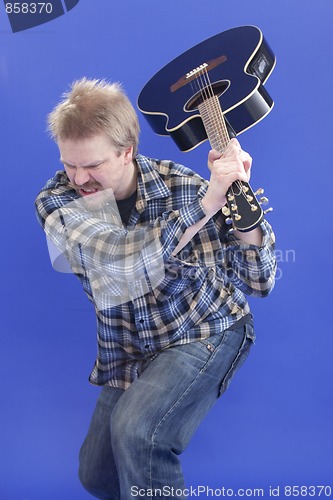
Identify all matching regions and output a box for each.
[225,217,233,225]
[227,193,235,201]
[254,188,264,196]
[246,195,254,202]
[222,206,231,216]
[231,204,238,211]
[251,204,258,211]
[234,214,242,221]
[259,196,269,205]
[264,207,273,215]
[242,185,249,193]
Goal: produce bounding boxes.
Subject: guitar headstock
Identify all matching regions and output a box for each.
[222,182,272,232]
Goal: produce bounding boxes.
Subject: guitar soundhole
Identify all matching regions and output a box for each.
[184,80,230,112]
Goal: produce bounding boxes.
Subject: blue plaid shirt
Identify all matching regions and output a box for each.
[35,154,276,389]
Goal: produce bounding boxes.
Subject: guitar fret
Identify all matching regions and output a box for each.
[198,95,229,152]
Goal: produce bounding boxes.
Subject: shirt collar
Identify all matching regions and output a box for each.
[135,155,172,207]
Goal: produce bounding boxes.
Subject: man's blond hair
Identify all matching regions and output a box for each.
[48,78,140,155]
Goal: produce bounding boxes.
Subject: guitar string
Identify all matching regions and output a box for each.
[203,68,247,196]
[198,68,242,209]
[204,67,259,210]
[191,68,237,211]
[199,70,227,152]
[199,67,258,217]
[203,71,230,153]
[189,66,257,219]
[196,71,230,158]
[188,64,262,226]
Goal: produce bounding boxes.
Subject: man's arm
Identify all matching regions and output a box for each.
[173,138,262,255]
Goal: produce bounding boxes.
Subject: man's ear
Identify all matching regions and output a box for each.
[124,146,134,164]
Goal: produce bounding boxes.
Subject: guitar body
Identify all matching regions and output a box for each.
[138,26,275,151]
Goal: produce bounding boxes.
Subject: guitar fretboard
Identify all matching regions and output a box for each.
[198,94,230,153]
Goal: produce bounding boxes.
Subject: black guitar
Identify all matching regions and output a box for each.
[138,26,275,232]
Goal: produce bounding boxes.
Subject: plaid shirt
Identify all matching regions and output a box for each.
[35,154,276,390]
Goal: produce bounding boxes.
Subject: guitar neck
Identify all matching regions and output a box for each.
[198,94,264,232]
[198,95,230,153]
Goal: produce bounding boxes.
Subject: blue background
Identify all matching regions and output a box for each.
[1,1,332,498]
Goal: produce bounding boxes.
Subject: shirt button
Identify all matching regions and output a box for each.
[145,344,150,350]
[139,319,145,324]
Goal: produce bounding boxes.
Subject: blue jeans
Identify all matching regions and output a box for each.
[78,322,255,499]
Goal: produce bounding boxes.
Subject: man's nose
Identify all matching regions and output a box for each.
[74,168,90,186]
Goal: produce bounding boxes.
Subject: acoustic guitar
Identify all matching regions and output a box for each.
[138,26,275,232]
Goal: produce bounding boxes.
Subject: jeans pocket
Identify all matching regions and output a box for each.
[218,323,255,397]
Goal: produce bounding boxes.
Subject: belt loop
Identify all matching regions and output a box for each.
[245,323,256,344]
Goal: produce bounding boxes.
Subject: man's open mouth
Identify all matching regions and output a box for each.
[80,188,99,196]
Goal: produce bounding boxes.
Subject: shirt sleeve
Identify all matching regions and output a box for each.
[221,219,277,297]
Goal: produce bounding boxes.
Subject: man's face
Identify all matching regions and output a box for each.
[58,133,137,200]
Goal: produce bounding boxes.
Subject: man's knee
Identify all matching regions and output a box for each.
[111,403,152,457]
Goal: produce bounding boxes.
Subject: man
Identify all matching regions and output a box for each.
[35,78,276,500]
